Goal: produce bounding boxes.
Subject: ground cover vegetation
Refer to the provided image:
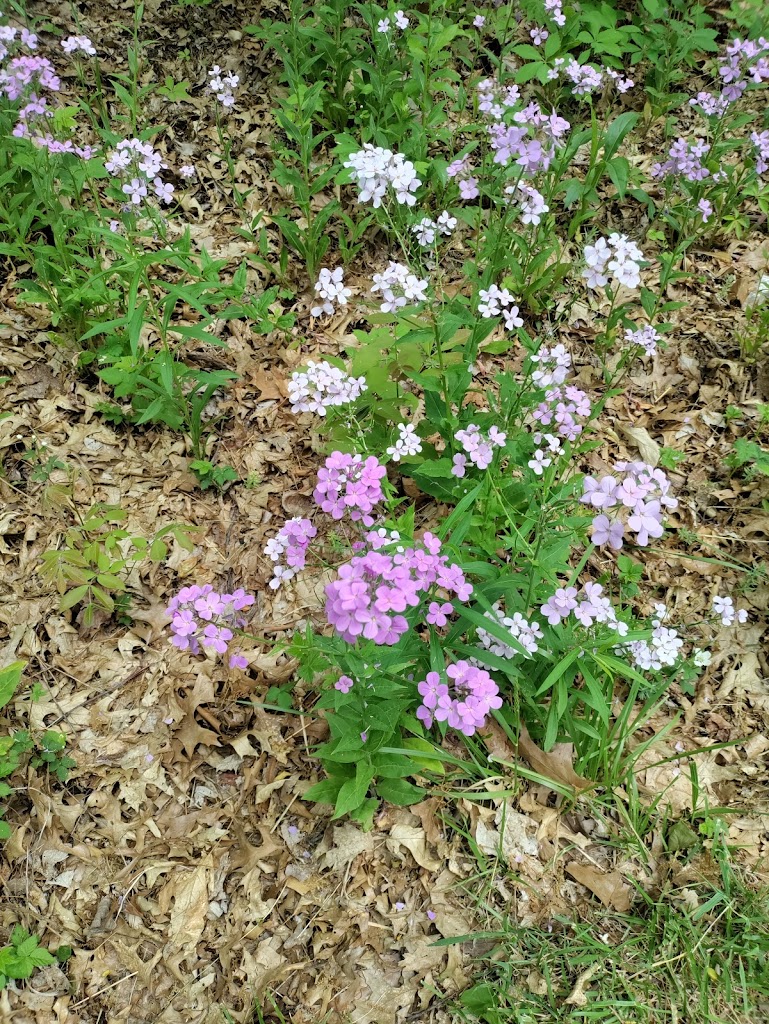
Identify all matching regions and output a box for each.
[0,0,768,1020]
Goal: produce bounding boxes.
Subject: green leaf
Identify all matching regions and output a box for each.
[303,776,346,805]
[376,777,424,806]
[333,761,375,819]
[0,662,25,711]
[60,585,90,611]
[607,156,630,198]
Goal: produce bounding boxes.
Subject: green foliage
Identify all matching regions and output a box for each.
[190,461,239,491]
[0,663,74,842]
[728,438,769,477]
[0,928,56,989]
[39,503,195,627]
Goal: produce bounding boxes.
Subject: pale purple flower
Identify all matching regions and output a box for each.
[540,587,578,625]
[335,675,354,693]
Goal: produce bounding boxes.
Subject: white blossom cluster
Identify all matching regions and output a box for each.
[311,267,352,317]
[386,422,423,461]
[477,284,524,331]
[712,594,748,626]
[344,144,421,207]
[620,604,683,671]
[411,210,457,246]
[208,65,239,107]
[378,9,409,32]
[371,261,428,312]
[476,604,544,660]
[288,360,367,416]
[583,233,644,290]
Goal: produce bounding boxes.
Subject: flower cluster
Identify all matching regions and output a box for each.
[288,360,367,416]
[264,517,317,589]
[544,0,566,27]
[411,210,456,246]
[105,138,175,207]
[325,530,472,646]
[581,461,678,550]
[689,37,769,118]
[558,59,634,96]
[712,594,748,626]
[476,604,543,660]
[313,451,387,525]
[619,604,683,671]
[532,384,591,442]
[416,662,502,736]
[528,430,563,475]
[530,344,572,387]
[311,267,352,317]
[583,233,644,290]
[452,423,507,477]
[624,324,660,357]
[61,35,96,56]
[386,422,423,462]
[506,181,550,225]
[377,9,409,33]
[477,284,524,330]
[13,95,95,158]
[477,76,521,119]
[486,102,569,173]
[166,585,254,668]
[0,24,38,63]
[371,261,428,312]
[753,130,769,174]
[540,582,629,635]
[446,154,479,199]
[1,54,60,100]
[208,65,239,107]
[651,137,711,182]
[344,144,421,207]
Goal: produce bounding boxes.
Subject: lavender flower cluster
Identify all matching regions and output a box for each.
[264,516,317,589]
[446,155,479,200]
[651,137,711,182]
[477,284,524,330]
[1,29,98,159]
[532,383,591,443]
[208,64,239,108]
[166,585,254,668]
[452,423,507,477]
[581,461,678,550]
[325,529,472,646]
[105,138,175,208]
[411,211,456,246]
[624,324,660,357]
[416,662,502,736]
[690,36,769,116]
[313,451,387,525]
[288,359,367,416]
[540,582,629,636]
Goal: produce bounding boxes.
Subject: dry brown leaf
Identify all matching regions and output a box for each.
[618,424,661,466]
[386,824,441,871]
[517,725,592,792]
[565,862,633,911]
[564,962,602,1006]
